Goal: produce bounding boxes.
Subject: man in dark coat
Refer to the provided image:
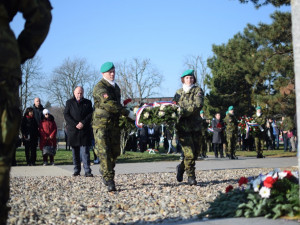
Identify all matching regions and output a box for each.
[0,1,52,223]
[212,113,225,158]
[33,97,44,126]
[64,86,93,177]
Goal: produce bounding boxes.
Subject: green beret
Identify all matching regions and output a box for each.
[181,69,194,78]
[100,62,114,73]
[228,106,234,111]
[256,106,261,110]
[200,110,204,114]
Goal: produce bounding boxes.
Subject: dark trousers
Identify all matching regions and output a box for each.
[272,134,279,150]
[24,142,36,165]
[72,146,91,174]
[213,143,223,157]
[283,133,290,151]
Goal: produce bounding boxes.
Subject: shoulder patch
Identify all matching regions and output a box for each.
[103,93,109,99]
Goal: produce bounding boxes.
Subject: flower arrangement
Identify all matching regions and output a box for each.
[199,169,299,219]
[119,98,136,131]
[136,102,181,128]
[238,116,260,137]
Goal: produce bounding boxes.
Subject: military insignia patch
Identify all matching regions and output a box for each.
[103,93,109,99]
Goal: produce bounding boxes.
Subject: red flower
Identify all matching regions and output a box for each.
[217,122,223,128]
[238,177,248,186]
[225,185,233,193]
[283,170,293,179]
[123,98,132,106]
[263,176,278,188]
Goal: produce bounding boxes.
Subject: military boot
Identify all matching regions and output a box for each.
[107,180,116,192]
[188,176,197,186]
[230,154,238,159]
[176,164,184,182]
[257,153,265,158]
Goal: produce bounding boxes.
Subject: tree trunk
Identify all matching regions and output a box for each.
[291,0,300,186]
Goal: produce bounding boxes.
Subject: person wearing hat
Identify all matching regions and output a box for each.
[252,106,266,158]
[224,106,238,159]
[39,109,57,165]
[173,69,204,186]
[92,62,136,192]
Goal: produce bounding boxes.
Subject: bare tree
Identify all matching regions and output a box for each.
[183,55,210,94]
[115,58,163,103]
[46,57,99,108]
[19,56,43,114]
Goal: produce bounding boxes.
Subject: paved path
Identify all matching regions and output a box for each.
[10,156,299,225]
[10,156,298,177]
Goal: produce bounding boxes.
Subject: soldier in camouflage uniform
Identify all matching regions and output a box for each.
[252,106,266,158]
[92,62,135,192]
[199,110,209,158]
[0,1,52,223]
[224,106,238,159]
[173,69,204,186]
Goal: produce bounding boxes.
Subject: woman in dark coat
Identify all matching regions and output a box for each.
[212,113,225,158]
[39,109,57,165]
[21,107,39,165]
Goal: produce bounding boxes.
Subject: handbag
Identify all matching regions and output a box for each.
[43,146,56,156]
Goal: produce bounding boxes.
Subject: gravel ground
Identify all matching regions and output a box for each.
[8,167,295,225]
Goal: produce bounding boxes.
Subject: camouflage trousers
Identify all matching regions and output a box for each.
[226,133,237,155]
[178,131,201,177]
[254,136,264,155]
[0,80,21,224]
[93,121,120,182]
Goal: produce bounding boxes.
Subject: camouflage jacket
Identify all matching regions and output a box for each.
[92,79,129,128]
[252,113,266,134]
[0,0,52,78]
[173,86,204,133]
[224,113,238,135]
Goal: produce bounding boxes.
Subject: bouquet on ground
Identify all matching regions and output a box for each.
[199,169,299,219]
[238,116,260,138]
[135,101,181,128]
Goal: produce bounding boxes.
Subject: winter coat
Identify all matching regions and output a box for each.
[39,114,57,150]
[33,104,44,126]
[212,118,225,144]
[64,97,93,147]
[20,115,39,146]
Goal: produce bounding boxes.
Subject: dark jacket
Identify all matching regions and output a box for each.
[64,97,93,147]
[20,115,39,146]
[33,104,44,126]
[138,126,148,143]
[212,118,225,144]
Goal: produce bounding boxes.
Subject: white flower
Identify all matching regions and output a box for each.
[252,176,262,192]
[259,186,271,198]
[160,105,166,110]
[143,112,150,119]
[171,112,176,118]
[177,107,182,114]
[158,111,165,117]
[278,172,287,179]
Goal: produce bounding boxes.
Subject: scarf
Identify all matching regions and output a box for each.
[103,77,115,87]
[182,84,194,93]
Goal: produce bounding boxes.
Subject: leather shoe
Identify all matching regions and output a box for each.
[85,173,93,177]
[188,176,197,186]
[72,172,80,176]
[176,164,184,182]
[107,180,116,192]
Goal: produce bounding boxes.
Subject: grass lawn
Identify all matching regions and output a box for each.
[14,144,297,166]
